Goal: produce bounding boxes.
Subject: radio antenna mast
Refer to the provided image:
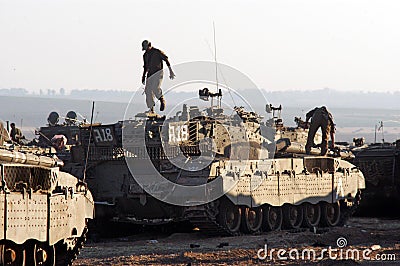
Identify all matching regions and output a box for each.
[83,101,95,182]
[213,21,222,109]
[211,22,236,108]
[213,22,218,92]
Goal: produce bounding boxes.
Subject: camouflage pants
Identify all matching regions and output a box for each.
[145,71,164,109]
[305,113,331,155]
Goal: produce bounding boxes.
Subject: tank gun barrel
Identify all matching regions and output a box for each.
[285,142,320,155]
[276,138,321,155]
[0,148,64,167]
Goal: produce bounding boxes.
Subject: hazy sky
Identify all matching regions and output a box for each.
[1,0,400,92]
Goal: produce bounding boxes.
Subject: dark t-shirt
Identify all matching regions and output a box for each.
[306,107,335,133]
[143,48,170,77]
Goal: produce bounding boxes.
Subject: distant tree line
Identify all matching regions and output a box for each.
[0,87,399,109]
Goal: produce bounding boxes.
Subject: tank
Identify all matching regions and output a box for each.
[36,94,365,236]
[352,140,400,215]
[0,147,94,265]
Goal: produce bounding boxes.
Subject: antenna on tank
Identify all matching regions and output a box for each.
[211,21,236,108]
[377,121,384,143]
[213,23,218,91]
[83,101,95,182]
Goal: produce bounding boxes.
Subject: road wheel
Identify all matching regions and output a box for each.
[32,242,55,266]
[283,204,303,229]
[262,206,282,231]
[302,203,321,228]
[0,242,25,266]
[218,200,241,234]
[321,202,341,227]
[241,207,263,233]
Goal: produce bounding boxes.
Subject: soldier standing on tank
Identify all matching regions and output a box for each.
[141,40,175,113]
[305,106,335,155]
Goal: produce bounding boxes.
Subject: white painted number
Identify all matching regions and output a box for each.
[169,124,188,143]
[94,128,114,142]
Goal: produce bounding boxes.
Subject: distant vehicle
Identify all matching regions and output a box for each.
[352,141,400,215]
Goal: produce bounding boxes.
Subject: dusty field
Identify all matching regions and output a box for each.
[75,218,400,265]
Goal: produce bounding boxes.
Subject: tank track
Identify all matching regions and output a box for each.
[56,226,88,266]
[184,200,236,236]
[338,190,362,226]
[185,192,362,236]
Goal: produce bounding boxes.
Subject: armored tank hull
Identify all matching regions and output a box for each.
[352,142,400,216]
[0,148,94,265]
[122,110,365,235]
[37,102,365,236]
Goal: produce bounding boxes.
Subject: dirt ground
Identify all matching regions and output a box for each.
[75,218,400,265]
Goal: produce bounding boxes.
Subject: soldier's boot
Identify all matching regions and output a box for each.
[159,96,166,111]
[146,106,155,115]
[305,141,312,155]
[320,143,328,156]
